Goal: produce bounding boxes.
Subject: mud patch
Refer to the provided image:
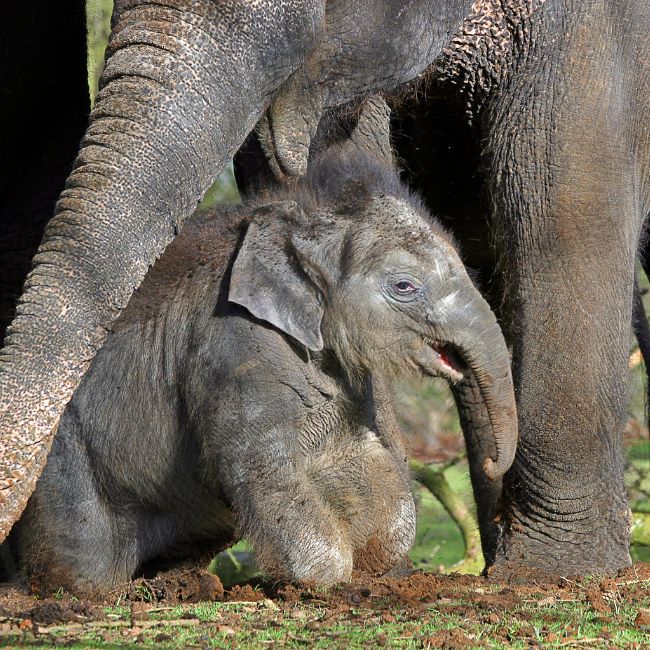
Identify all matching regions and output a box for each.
[422,627,478,648]
[586,587,612,614]
[18,601,95,626]
[112,567,224,604]
[225,583,267,603]
[0,562,648,648]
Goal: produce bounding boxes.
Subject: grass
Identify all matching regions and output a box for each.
[86,0,112,104]
[4,582,649,649]
[410,466,471,571]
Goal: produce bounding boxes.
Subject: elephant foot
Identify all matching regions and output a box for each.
[486,561,565,585]
[490,505,633,578]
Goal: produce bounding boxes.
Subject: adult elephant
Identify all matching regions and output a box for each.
[397,0,650,575]
[0,0,647,579]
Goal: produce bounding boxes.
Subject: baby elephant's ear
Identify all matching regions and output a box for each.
[229,203,324,352]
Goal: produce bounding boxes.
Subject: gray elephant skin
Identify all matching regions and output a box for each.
[0,0,648,578]
[16,143,517,594]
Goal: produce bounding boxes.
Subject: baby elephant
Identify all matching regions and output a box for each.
[17,140,517,595]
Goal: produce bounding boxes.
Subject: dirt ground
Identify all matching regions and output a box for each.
[1,563,649,648]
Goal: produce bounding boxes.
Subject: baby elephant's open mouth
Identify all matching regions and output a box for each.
[412,339,465,382]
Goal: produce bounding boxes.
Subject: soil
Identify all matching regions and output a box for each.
[0,562,648,625]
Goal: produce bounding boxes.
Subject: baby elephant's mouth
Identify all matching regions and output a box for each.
[411,339,465,382]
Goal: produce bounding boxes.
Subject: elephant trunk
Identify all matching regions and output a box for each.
[438,281,518,482]
[0,0,323,541]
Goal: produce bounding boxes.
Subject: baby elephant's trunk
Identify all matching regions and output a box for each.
[441,281,518,481]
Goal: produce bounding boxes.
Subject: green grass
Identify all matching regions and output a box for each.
[199,162,241,208]
[86,0,113,104]
[5,585,649,649]
[410,465,471,571]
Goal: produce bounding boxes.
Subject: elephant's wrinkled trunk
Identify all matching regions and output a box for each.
[439,283,518,481]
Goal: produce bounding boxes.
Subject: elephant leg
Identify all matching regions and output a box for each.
[307,434,416,575]
[18,434,138,594]
[495,236,635,575]
[493,194,637,573]
[231,472,354,585]
[482,5,648,573]
[491,183,638,569]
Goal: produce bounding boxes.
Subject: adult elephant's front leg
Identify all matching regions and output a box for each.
[486,55,643,575]
[498,256,634,574]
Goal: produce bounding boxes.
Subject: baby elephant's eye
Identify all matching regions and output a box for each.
[394,280,418,295]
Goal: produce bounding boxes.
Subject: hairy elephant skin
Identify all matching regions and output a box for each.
[17,143,517,594]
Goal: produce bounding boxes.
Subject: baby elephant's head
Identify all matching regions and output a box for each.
[229,142,517,481]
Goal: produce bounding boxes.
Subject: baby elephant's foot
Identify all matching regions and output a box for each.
[256,527,353,586]
[287,537,353,585]
[352,494,417,574]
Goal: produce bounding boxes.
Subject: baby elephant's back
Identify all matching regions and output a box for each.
[114,206,249,330]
